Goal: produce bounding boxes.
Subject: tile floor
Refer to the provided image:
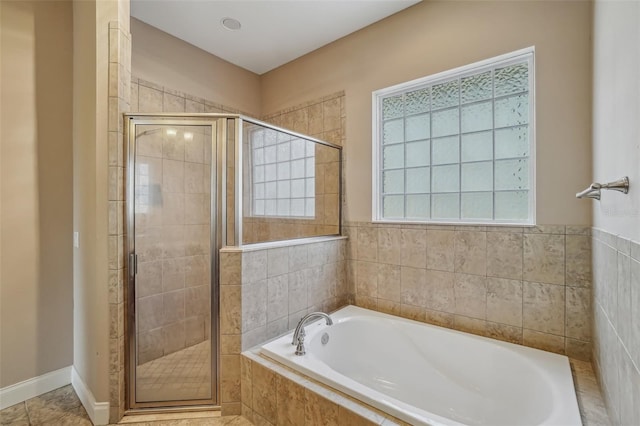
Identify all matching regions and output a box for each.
[1,385,91,425]
[1,358,610,425]
[0,385,250,425]
[137,341,211,402]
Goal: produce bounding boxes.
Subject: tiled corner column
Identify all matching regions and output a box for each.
[344,223,593,359]
[107,20,131,423]
[591,228,640,425]
[219,237,348,415]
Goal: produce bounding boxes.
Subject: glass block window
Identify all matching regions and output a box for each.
[249,126,315,218]
[373,48,535,224]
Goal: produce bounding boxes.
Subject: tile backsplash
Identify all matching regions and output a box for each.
[344,223,593,360]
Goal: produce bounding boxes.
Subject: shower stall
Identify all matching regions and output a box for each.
[124,114,342,411]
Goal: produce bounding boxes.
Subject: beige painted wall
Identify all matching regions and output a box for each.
[72,0,114,403]
[131,18,261,117]
[0,0,74,387]
[261,0,593,225]
[592,0,639,241]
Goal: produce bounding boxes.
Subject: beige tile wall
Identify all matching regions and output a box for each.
[219,237,348,415]
[591,228,640,425]
[131,77,252,116]
[262,92,345,147]
[344,223,593,360]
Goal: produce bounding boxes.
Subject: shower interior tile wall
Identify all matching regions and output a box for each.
[592,228,640,426]
[131,77,253,116]
[131,78,223,364]
[344,223,593,360]
[133,126,212,364]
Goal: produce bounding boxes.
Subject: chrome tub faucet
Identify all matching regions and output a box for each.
[291,312,333,356]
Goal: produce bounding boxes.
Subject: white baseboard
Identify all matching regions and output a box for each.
[71,367,110,425]
[0,366,72,410]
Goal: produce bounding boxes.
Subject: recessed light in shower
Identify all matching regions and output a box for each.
[221,17,241,31]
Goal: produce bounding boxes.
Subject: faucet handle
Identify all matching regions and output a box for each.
[294,334,306,356]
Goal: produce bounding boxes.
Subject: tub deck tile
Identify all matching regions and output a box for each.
[570,359,611,426]
[243,350,612,426]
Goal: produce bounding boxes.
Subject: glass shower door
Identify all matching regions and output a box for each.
[128,119,218,408]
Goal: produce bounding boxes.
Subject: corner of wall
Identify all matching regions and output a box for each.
[71,367,110,425]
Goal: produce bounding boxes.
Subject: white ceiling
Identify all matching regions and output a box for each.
[130,0,421,75]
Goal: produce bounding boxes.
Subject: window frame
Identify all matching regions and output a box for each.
[372,46,536,225]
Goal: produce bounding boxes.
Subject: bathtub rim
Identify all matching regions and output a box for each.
[242,348,409,425]
[259,305,582,426]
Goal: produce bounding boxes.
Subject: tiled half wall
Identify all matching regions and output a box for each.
[218,237,349,414]
[344,223,593,361]
[591,228,640,425]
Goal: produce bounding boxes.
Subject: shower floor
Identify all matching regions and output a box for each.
[136,340,212,402]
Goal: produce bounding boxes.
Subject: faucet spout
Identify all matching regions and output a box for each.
[291,312,333,355]
[576,183,601,200]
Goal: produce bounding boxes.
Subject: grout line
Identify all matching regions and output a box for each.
[24,402,32,426]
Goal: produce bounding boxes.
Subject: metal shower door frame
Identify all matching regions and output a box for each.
[124,114,230,412]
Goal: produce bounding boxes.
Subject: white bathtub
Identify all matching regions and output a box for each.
[261,306,581,426]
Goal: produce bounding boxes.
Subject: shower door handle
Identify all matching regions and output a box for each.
[129,253,137,277]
